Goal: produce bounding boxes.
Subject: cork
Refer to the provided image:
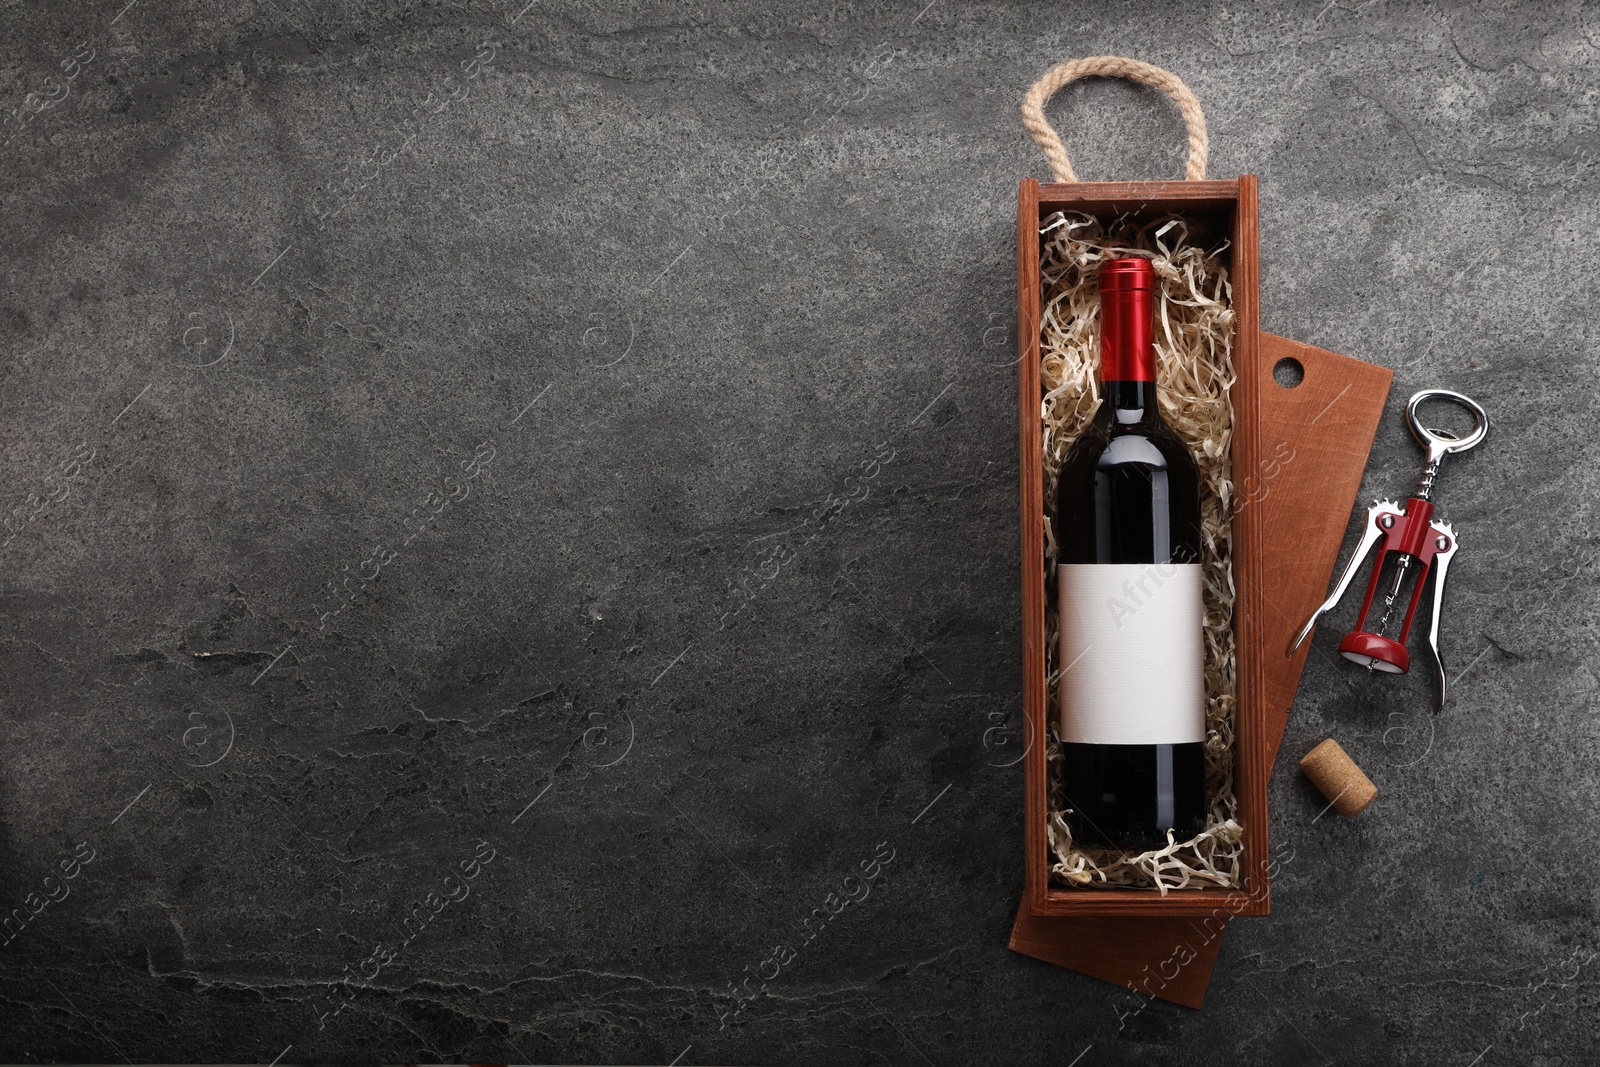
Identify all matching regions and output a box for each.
[1299,739,1378,817]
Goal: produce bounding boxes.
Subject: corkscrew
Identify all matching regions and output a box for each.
[1288,389,1489,712]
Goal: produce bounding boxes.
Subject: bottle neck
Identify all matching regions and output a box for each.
[1102,379,1162,425]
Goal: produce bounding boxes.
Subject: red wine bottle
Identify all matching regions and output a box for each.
[1054,257,1207,850]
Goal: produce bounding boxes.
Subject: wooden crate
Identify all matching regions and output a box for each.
[1016,176,1269,918]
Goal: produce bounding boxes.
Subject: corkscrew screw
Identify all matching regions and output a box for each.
[1287,389,1489,712]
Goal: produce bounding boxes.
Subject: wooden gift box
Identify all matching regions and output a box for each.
[1016,176,1270,918]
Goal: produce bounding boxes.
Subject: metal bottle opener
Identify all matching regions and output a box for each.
[1287,388,1490,711]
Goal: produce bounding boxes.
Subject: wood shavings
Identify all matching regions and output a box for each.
[1040,210,1243,894]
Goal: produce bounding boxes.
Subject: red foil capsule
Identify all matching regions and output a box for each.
[1099,257,1156,383]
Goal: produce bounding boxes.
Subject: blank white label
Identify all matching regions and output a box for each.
[1057,562,1205,745]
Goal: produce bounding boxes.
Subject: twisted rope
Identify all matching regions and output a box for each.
[1021,56,1208,182]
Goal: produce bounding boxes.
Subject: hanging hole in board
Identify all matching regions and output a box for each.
[1272,357,1305,389]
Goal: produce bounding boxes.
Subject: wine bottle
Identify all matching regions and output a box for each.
[1054,257,1208,850]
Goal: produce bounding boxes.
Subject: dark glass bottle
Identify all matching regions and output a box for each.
[1054,257,1208,850]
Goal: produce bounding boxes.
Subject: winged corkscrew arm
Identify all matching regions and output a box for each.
[1425,523,1458,713]
[1287,501,1393,656]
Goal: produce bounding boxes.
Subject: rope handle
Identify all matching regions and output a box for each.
[1021,57,1209,182]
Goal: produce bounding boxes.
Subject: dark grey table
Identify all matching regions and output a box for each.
[1,1,1593,1063]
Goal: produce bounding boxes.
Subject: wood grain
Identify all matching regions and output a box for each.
[1017,176,1049,923]
[1017,177,1268,918]
[1253,334,1394,763]
[1230,174,1271,916]
[1008,909,1228,1009]
[1011,173,1392,1006]
[1009,331,1392,1003]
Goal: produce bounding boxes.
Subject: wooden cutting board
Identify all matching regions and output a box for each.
[1008,332,1393,1007]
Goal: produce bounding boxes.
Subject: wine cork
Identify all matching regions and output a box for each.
[1299,739,1377,817]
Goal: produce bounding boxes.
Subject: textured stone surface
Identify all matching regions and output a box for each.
[0,0,1596,1063]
